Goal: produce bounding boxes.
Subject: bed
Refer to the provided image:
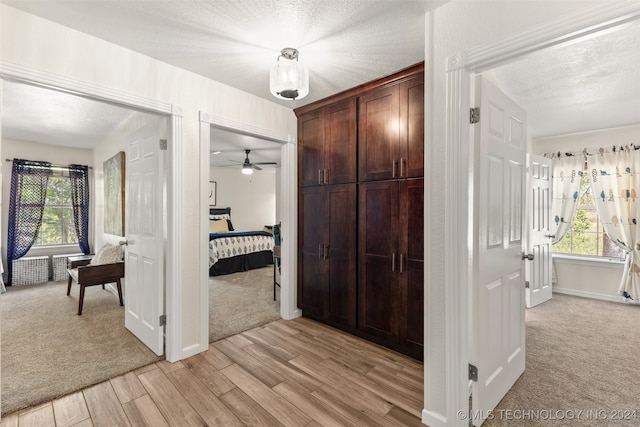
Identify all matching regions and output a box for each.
[208,207,275,276]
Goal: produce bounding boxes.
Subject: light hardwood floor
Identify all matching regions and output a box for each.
[0,317,424,427]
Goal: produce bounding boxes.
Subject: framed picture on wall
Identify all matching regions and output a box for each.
[104,151,126,236]
[209,181,217,206]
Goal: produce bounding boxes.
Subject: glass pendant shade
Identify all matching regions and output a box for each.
[270,48,309,100]
[242,165,253,175]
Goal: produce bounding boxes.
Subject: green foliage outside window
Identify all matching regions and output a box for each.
[34,176,78,246]
[553,172,623,258]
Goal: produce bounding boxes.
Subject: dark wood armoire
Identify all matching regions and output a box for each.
[295,63,424,359]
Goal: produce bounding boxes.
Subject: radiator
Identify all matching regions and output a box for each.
[12,256,49,286]
[52,253,83,282]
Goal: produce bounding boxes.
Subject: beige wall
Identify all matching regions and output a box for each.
[1,4,297,358]
[209,165,276,231]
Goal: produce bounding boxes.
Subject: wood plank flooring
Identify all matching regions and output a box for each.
[0,317,424,426]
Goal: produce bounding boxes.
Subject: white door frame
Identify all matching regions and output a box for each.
[0,62,185,363]
[438,3,640,426]
[199,112,299,344]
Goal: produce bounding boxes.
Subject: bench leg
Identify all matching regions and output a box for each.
[78,285,85,315]
[67,275,73,296]
[116,278,124,306]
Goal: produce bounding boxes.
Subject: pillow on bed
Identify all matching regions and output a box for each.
[210,219,229,233]
[210,214,230,220]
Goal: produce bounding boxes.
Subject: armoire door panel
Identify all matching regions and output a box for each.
[402,179,424,262]
[325,98,357,184]
[403,259,424,349]
[298,252,326,316]
[359,254,398,339]
[300,187,325,252]
[298,110,325,187]
[326,184,357,327]
[360,181,399,257]
[298,186,328,316]
[358,85,400,182]
[401,75,425,178]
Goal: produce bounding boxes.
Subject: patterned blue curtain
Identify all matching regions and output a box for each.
[7,159,52,284]
[69,164,90,255]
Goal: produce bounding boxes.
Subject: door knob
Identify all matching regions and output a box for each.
[545,234,556,239]
[522,253,534,261]
[119,240,128,246]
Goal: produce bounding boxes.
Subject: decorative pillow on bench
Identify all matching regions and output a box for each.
[90,243,124,265]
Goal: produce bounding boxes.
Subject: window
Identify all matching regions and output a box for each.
[34,176,78,246]
[553,171,623,258]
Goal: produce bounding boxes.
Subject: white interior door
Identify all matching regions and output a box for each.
[526,154,553,308]
[125,120,164,356]
[472,76,526,425]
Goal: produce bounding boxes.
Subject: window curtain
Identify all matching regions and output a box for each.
[69,164,90,255]
[587,149,640,299]
[7,159,52,284]
[550,155,583,244]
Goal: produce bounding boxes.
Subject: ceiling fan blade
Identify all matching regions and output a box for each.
[252,164,263,171]
[254,162,278,165]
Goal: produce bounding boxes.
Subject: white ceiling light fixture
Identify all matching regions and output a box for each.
[242,163,253,175]
[270,48,309,100]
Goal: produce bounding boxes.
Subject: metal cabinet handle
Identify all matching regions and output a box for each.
[392,160,398,178]
[392,253,396,272]
[318,170,323,185]
[399,254,404,273]
[324,169,329,185]
[400,158,405,178]
[324,244,329,259]
[318,243,323,259]
[522,253,534,261]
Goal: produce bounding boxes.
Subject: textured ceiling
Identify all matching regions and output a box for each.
[486,20,640,138]
[1,81,135,148]
[2,1,639,159]
[4,0,443,108]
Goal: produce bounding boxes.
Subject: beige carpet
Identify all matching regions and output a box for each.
[209,266,281,343]
[1,281,163,416]
[486,293,640,426]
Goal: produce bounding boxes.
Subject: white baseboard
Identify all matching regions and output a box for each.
[422,409,447,427]
[553,288,640,305]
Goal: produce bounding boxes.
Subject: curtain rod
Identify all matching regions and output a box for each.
[4,158,93,170]
[544,143,640,159]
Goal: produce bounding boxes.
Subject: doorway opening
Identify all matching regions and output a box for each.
[207,124,283,343]
[0,79,170,415]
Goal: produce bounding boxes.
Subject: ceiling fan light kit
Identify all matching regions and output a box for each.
[231,149,278,174]
[270,47,309,100]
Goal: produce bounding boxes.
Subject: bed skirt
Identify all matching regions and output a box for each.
[209,250,273,276]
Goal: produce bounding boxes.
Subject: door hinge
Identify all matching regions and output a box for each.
[159,314,167,326]
[159,139,168,150]
[469,364,478,382]
[470,107,480,124]
[525,281,530,289]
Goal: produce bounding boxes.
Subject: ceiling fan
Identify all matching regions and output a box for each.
[229,149,277,174]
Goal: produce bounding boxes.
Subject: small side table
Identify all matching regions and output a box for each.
[68,254,94,269]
